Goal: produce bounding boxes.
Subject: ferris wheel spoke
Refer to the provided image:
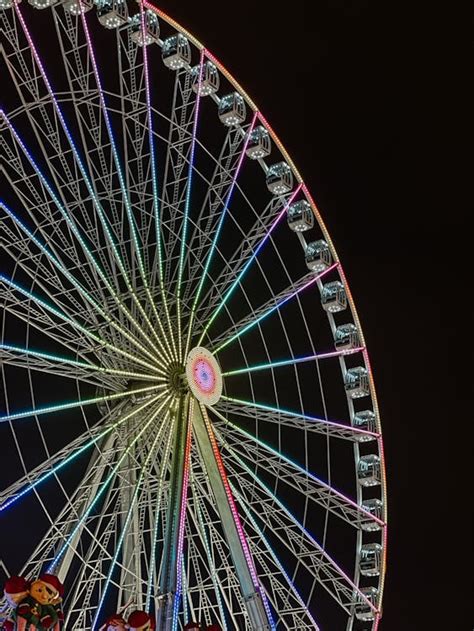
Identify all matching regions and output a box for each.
[190,400,274,629]
[0,274,166,374]
[91,408,170,629]
[76,10,176,364]
[182,123,249,305]
[212,416,383,531]
[0,396,160,514]
[135,2,177,359]
[210,264,338,353]
[1,117,172,363]
[222,346,365,377]
[0,344,124,391]
[230,484,321,630]
[48,395,172,577]
[0,382,165,424]
[0,202,171,371]
[183,110,258,356]
[222,455,379,618]
[189,461,260,628]
[216,397,379,442]
[194,185,302,341]
[172,48,206,362]
[6,8,174,364]
[151,65,198,299]
[145,408,177,612]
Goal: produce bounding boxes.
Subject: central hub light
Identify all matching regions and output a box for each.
[185,347,222,405]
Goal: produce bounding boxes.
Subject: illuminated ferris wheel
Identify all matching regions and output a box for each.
[0,1,387,629]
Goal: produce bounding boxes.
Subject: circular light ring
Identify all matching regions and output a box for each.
[186,347,222,405]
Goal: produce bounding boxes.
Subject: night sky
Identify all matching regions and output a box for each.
[150,1,467,629]
[1,0,468,629]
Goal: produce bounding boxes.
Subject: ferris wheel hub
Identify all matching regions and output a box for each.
[185,346,222,405]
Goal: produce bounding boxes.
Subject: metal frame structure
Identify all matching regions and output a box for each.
[0,1,387,629]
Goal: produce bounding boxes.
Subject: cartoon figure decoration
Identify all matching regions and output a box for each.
[3,574,64,631]
[126,611,154,631]
[183,624,201,631]
[204,626,222,631]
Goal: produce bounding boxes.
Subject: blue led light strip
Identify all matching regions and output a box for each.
[48,395,172,573]
[139,0,177,361]
[185,110,259,358]
[0,200,166,374]
[0,113,167,370]
[0,274,161,374]
[175,49,205,363]
[91,407,171,630]
[214,263,338,354]
[197,183,303,347]
[0,396,161,513]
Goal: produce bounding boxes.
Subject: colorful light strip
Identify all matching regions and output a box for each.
[220,441,379,614]
[139,0,177,361]
[0,273,161,374]
[198,404,261,590]
[185,111,259,357]
[197,183,303,347]
[176,49,205,363]
[219,395,380,441]
[214,263,338,353]
[78,8,175,364]
[172,398,193,631]
[230,481,318,630]
[10,7,171,366]
[48,395,172,573]
[0,343,163,382]
[0,111,167,370]
[222,346,365,377]
[145,410,177,612]
[211,406,384,527]
[0,200,165,375]
[91,410,169,630]
[0,383,164,423]
[0,396,161,513]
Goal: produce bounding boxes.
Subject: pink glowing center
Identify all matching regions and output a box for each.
[193,357,216,394]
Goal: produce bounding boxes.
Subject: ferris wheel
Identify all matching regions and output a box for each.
[0,1,387,629]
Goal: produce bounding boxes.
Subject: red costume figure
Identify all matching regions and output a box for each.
[183,623,201,631]
[204,626,222,631]
[3,577,30,609]
[127,611,154,631]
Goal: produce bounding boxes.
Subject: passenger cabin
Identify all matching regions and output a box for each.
[287,200,314,232]
[266,162,293,195]
[162,34,191,70]
[305,239,332,271]
[355,587,378,621]
[218,92,246,126]
[246,126,271,160]
[360,543,382,577]
[191,61,220,96]
[352,410,376,440]
[334,323,359,350]
[345,366,370,398]
[361,498,383,531]
[97,0,128,28]
[321,281,347,313]
[131,11,160,46]
[357,454,381,487]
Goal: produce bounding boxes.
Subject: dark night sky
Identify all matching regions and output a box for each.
[1,0,469,628]
[150,1,468,629]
